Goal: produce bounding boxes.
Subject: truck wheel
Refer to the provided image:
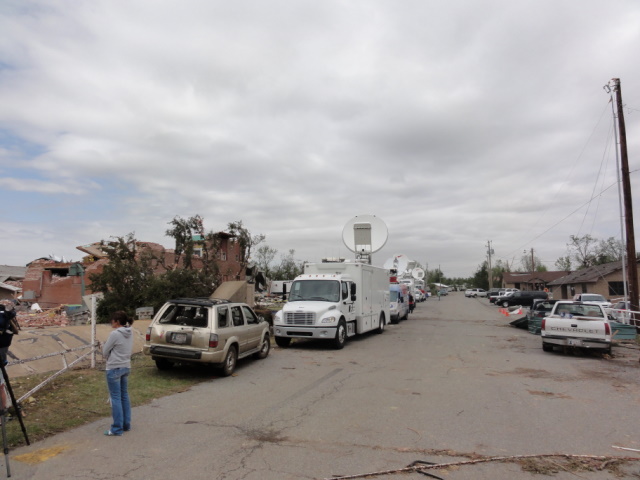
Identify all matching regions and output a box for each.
[220,346,238,377]
[376,314,385,334]
[275,336,291,348]
[502,301,510,308]
[333,321,346,350]
[542,342,553,352]
[155,358,174,370]
[254,334,271,359]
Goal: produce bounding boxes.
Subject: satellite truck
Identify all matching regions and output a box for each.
[273,215,391,350]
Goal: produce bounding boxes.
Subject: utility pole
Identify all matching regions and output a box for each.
[486,241,493,290]
[531,248,535,272]
[613,78,639,312]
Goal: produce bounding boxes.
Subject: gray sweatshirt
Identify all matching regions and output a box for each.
[103,326,133,370]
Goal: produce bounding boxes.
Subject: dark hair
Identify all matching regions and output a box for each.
[111,311,133,327]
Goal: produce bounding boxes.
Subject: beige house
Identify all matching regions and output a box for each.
[547,260,634,301]
[502,271,569,292]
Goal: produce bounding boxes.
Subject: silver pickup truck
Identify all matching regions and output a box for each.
[540,301,612,354]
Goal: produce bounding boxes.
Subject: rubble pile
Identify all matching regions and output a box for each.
[16,309,70,328]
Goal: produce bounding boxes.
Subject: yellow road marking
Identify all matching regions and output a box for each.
[13,444,70,465]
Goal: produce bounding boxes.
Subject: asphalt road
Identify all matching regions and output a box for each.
[6,293,640,479]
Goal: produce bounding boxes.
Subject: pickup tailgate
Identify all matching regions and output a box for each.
[542,314,611,344]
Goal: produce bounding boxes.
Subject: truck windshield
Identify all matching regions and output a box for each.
[288,280,340,302]
[581,294,606,302]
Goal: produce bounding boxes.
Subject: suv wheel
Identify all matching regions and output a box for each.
[254,334,271,359]
[220,346,238,377]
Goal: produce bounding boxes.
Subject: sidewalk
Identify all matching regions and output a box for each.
[6,320,151,378]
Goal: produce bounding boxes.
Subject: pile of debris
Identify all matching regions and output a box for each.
[15,309,71,328]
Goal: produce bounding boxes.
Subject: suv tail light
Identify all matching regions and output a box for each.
[209,333,219,348]
[146,327,151,341]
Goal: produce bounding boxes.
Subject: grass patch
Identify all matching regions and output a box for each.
[3,353,217,448]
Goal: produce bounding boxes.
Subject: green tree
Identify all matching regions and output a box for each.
[567,234,598,269]
[88,233,156,320]
[253,244,278,278]
[594,237,624,265]
[271,249,304,280]
[227,220,266,278]
[471,262,489,290]
[555,255,572,271]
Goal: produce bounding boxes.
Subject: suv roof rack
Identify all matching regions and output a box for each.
[168,298,231,306]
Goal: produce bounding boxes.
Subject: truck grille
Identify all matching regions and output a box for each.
[285,312,315,325]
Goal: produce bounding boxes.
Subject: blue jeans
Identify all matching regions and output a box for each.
[106,368,131,435]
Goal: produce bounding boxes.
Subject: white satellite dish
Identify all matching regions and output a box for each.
[342,215,388,264]
[383,254,410,274]
[412,267,425,280]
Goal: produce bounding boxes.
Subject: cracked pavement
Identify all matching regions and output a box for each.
[5,294,640,479]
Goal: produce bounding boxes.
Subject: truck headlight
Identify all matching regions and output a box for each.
[321,316,336,324]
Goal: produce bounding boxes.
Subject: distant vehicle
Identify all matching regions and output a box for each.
[439,289,449,296]
[606,300,635,322]
[465,288,487,298]
[143,298,270,375]
[496,290,548,308]
[488,289,502,304]
[573,293,612,309]
[389,283,410,323]
[526,299,559,335]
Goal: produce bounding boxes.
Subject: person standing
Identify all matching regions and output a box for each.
[0,303,18,366]
[103,311,134,436]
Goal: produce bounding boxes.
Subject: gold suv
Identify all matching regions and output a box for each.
[143,298,270,376]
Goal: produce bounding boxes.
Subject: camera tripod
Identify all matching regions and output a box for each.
[0,364,30,478]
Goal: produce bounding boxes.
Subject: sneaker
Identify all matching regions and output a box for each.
[104,430,122,436]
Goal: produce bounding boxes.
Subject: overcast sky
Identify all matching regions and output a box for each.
[1,1,639,278]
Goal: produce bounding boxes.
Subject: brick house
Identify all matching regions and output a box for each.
[502,271,570,292]
[547,260,636,301]
[21,233,244,309]
[0,265,26,301]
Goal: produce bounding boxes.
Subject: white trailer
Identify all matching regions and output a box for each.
[273,261,390,349]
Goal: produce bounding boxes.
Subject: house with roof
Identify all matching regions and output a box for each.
[546,260,634,300]
[0,265,26,301]
[502,271,570,292]
[21,233,245,309]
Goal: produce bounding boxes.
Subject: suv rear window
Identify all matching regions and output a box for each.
[158,304,209,327]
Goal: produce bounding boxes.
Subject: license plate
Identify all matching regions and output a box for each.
[172,333,188,344]
[568,339,583,346]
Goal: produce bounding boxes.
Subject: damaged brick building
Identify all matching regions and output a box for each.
[21,232,244,309]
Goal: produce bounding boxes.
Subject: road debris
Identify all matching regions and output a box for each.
[324,453,640,479]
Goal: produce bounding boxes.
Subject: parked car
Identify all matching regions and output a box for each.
[573,293,612,309]
[487,288,502,304]
[389,283,410,323]
[465,288,488,298]
[439,289,449,296]
[496,290,548,308]
[606,300,634,322]
[143,298,271,375]
[526,299,559,334]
